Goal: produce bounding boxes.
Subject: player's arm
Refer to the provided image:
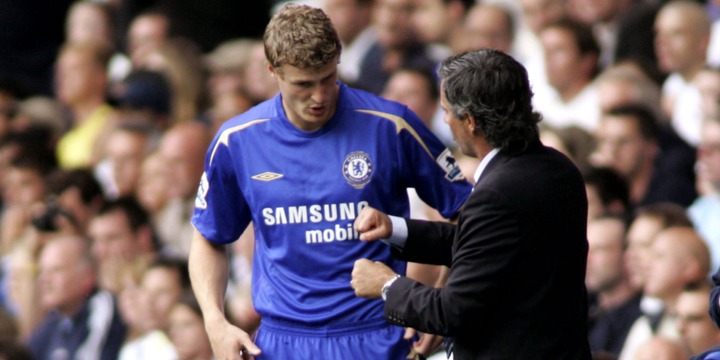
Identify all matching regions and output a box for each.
[189,228,261,359]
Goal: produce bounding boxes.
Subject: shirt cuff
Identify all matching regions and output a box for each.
[382,215,408,249]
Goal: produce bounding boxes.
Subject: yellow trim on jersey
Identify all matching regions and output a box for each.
[356,109,433,158]
[210,119,270,164]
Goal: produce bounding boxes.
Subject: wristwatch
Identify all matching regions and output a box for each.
[381,275,401,301]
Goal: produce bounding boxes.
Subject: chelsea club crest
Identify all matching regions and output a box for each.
[343,151,373,189]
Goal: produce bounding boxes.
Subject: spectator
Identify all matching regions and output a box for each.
[95,124,155,199]
[12,97,71,146]
[167,291,214,360]
[535,17,602,131]
[583,166,630,220]
[140,38,208,124]
[156,122,211,257]
[204,38,255,102]
[462,2,516,54]
[127,11,171,68]
[203,38,255,131]
[381,66,439,128]
[0,128,55,208]
[633,336,687,360]
[675,282,720,357]
[88,197,159,294]
[110,69,173,135]
[695,67,720,124]
[44,168,106,235]
[515,0,566,89]
[64,1,131,83]
[118,257,188,360]
[625,203,693,290]
[655,0,711,147]
[115,257,152,346]
[0,146,57,252]
[28,235,126,360]
[540,124,595,172]
[322,0,377,85]
[411,0,473,54]
[619,226,710,360]
[355,0,438,95]
[54,42,117,169]
[566,0,659,71]
[590,104,697,209]
[595,61,662,116]
[134,152,169,221]
[118,1,270,54]
[242,41,280,105]
[586,215,642,358]
[689,117,720,272]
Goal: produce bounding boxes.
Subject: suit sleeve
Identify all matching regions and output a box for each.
[384,188,521,335]
[390,218,455,267]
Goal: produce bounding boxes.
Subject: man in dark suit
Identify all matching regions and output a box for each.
[351,49,592,359]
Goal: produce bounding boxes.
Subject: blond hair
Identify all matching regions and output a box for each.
[263,3,341,72]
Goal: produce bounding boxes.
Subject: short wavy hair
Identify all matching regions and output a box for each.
[263,3,341,72]
[438,49,541,154]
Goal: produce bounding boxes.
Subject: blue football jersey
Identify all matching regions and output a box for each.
[192,83,471,327]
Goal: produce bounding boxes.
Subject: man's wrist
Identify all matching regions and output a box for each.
[385,216,408,249]
[381,275,401,301]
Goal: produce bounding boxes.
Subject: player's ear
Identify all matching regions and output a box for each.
[268,64,278,79]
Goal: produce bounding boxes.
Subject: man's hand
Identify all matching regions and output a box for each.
[351,258,398,298]
[205,319,262,360]
[404,328,445,356]
[354,206,392,241]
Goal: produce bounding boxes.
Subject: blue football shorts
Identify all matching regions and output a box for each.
[252,317,423,359]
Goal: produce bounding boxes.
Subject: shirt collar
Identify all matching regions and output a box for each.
[473,148,500,184]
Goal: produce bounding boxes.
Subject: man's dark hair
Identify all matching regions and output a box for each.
[46,168,104,206]
[605,103,660,141]
[397,65,440,100]
[438,49,540,154]
[632,202,693,228]
[546,17,600,77]
[446,0,475,12]
[149,256,191,290]
[583,166,630,216]
[96,196,151,233]
[548,17,600,58]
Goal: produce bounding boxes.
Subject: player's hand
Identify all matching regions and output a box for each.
[404,328,444,356]
[354,206,392,241]
[351,258,397,298]
[205,319,261,360]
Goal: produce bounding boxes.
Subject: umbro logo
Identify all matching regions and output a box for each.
[252,172,284,181]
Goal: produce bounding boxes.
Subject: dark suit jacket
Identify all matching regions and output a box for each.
[385,140,591,359]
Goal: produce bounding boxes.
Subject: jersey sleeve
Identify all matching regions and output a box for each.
[396,107,472,219]
[191,132,252,244]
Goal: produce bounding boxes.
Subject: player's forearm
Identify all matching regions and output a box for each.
[189,229,231,323]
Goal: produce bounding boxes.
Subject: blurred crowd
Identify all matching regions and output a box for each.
[0,0,720,359]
